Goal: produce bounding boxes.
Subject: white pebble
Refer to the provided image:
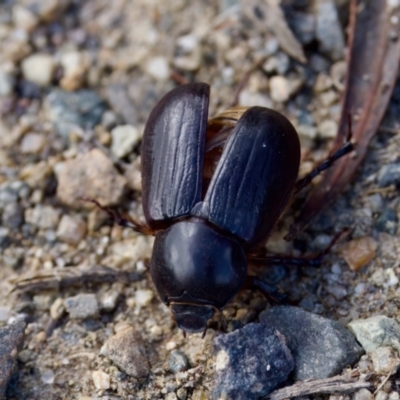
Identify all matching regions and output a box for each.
[92,370,110,390]
[111,125,141,159]
[135,289,154,307]
[21,54,55,87]
[41,369,55,384]
[145,56,170,81]
[269,76,290,103]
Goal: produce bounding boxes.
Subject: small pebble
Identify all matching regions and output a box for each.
[375,208,398,235]
[0,70,15,97]
[99,290,119,312]
[348,315,400,354]
[1,203,24,229]
[370,346,400,375]
[56,149,127,208]
[20,133,46,154]
[56,214,87,246]
[100,327,150,378]
[12,4,39,31]
[377,163,400,187]
[50,298,65,320]
[315,0,345,60]
[111,125,141,159]
[64,294,99,319]
[169,350,190,373]
[269,76,290,103]
[368,194,384,213]
[352,388,373,400]
[21,54,55,87]
[25,205,61,230]
[375,391,388,400]
[317,119,337,139]
[45,89,106,138]
[176,387,188,400]
[135,289,154,308]
[339,237,377,271]
[40,369,55,385]
[145,56,170,81]
[92,370,110,390]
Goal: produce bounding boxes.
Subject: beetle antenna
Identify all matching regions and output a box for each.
[80,197,152,235]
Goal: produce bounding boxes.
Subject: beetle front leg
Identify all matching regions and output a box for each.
[245,275,287,303]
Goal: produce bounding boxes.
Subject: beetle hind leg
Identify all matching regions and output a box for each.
[251,228,348,268]
[294,140,354,194]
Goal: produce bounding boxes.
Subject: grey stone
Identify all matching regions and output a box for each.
[375,208,398,235]
[212,323,294,400]
[0,321,25,399]
[290,12,315,45]
[56,214,87,246]
[260,306,363,380]
[316,0,345,61]
[100,327,149,378]
[169,350,190,373]
[348,316,400,354]
[377,163,400,187]
[45,89,106,137]
[64,294,99,319]
[1,203,24,229]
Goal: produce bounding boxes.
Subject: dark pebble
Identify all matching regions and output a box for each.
[169,350,190,373]
[259,306,364,380]
[0,321,26,398]
[45,89,106,137]
[1,203,24,229]
[212,323,294,400]
[377,163,400,187]
[375,208,398,235]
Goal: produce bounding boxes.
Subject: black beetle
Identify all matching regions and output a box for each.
[88,82,353,334]
[142,82,296,333]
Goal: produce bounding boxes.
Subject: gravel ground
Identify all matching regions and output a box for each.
[1,0,400,399]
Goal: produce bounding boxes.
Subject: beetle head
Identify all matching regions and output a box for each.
[171,303,214,333]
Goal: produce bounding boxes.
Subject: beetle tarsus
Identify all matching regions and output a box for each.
[245,275,287,303]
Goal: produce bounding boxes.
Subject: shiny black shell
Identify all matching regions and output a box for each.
[141,83,301,330]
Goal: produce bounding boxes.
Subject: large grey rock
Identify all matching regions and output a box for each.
[0,321,25,399]
[260,306,363,380]
[212,323,294,400]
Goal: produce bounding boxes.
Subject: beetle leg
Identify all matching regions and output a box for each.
[251,229,348,267]
[245,275,287,303]
[80,198,153,235]
[294,140,354,194]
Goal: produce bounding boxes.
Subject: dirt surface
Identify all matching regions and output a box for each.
[0,0,400,399]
